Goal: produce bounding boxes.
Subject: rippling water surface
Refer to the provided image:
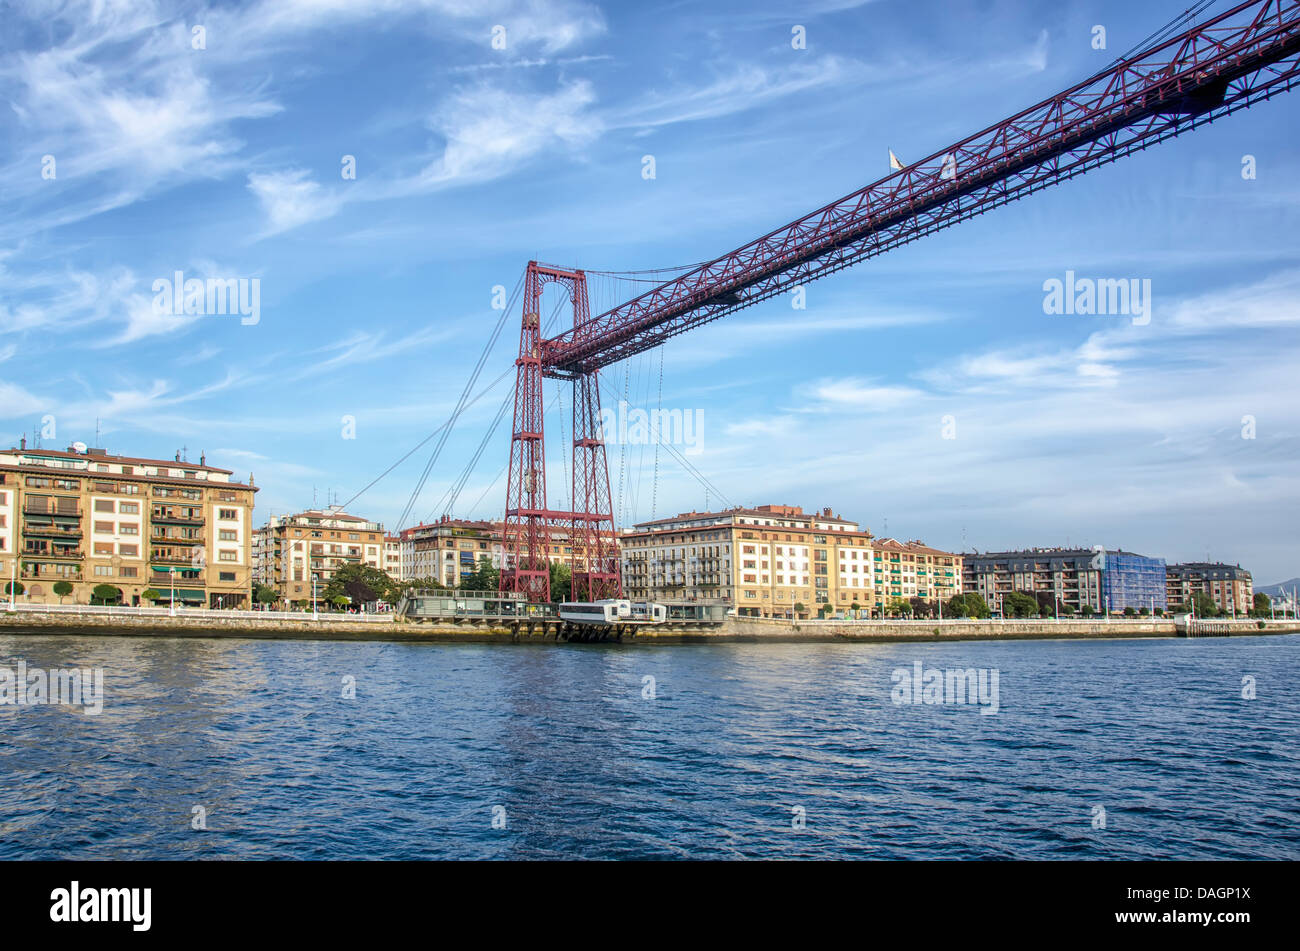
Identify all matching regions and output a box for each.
[1,633,1296,859]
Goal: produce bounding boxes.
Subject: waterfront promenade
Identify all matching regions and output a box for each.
[3,604,1296,644]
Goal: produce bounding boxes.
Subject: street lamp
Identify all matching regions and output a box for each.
[312,572,319,620]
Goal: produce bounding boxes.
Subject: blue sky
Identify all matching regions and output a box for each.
[3,0,1298,582]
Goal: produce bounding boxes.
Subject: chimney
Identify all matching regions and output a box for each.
[175,451,181,462]
[200,451,206,466]
[19,436,25,450]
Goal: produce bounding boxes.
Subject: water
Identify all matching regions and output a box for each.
[1,632,1296,860]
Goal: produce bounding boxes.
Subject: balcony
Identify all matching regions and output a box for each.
[151,532,204,544]
[151,511,205,525]
[23,522,83,537]
[23,548,83,560]
[151,549,202,564]
[20,566,83,581]
[23,503,80,517]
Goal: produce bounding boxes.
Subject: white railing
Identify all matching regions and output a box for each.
[2,603,395,623]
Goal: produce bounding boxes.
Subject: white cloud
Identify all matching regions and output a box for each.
[248,169,342,235]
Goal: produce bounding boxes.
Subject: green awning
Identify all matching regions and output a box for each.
[160,588,205,599]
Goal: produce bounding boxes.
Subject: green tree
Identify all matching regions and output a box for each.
[141,588,162,603]
[549,561,574,601]
[53,580,74,603]
[945,592,990,619]
[3,581,22,597]
[90,583,121,605]
[1191,591,1220,617]
[1123,606,1137,617]
[793,601,807,618]
[1058,601,1076,616]
[323,564,398,606]
[462,555,500,593]
[1252,592,1271,617]
[1080,604,1097,617]
[1003,591,1039,618]
[253,583,279,606]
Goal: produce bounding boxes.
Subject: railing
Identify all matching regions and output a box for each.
[22,523,83,536]
[2,603,396,622]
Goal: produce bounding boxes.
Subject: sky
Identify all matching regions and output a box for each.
[2,0,1298,583]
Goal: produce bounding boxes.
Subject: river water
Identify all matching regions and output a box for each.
[1,632,1296,859]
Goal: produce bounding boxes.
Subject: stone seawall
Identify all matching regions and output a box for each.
[2,610,1296,644]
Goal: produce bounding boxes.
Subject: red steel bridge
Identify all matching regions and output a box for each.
[499,0,1300,603]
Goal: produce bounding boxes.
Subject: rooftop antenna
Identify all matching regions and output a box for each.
[95,417,101,449]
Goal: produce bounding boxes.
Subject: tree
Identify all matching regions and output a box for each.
[254,584,279,606]
[462,555,500,593]
[323,564,398,606]
[141,588,162,603]
[1003,591,1039,618]
[3,581,22,598]
[1058,601,1076,616]
[1253,592,1271,617]
[885,596,910,617]
[793,602,807,618]
[328,594,349,610]
[90,584,121,605]
[1191,591,1220,617]
[1123,606,1137,617]
[1138,606,1150,616]
[53,580,74,604]
[945,592,990,619]
[1080,604,1096,617]
[549,561,573,601]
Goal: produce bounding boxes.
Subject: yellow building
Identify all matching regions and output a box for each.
[621,504,960,618]
[0,441,256,607]
[252,507,385,606]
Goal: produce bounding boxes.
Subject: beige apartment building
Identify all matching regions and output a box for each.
[620,504,962,618]
[1166,562,1253,615]
[0,441,255,607]
[252,507,384,605]
[398,515,617,589]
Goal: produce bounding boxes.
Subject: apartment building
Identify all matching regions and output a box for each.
[869,537,964,613]
[383,534,403,580]
[620,504,962,618]
[252,506,384,605]
[399,515,617,589]
[963,547,1166,614]
[1166,562,1253,615]
[0,441,255,607]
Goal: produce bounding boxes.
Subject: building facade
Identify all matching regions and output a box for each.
[252,507,384,605]
[1166,562,1253,615]
[398,515,618,590]
[620,504,961,618]
[963,547,1166,614]
[1,442,256,607]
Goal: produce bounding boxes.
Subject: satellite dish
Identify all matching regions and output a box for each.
[72,441,88,454]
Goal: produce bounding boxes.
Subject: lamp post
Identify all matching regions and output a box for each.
[169,567,176,617]
[312,573,319,620]
[8,556,15,611]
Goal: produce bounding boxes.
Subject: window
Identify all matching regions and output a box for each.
[94,566,113,577]
[93,542,113,555]
[119,544,138,557]
[119,523,138,535]
[219,530,237,541]
[120,502,139,514]
[95,500,114,513]
[219,571,236,582]
[219,550,236,562]
[94,521,114,533]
